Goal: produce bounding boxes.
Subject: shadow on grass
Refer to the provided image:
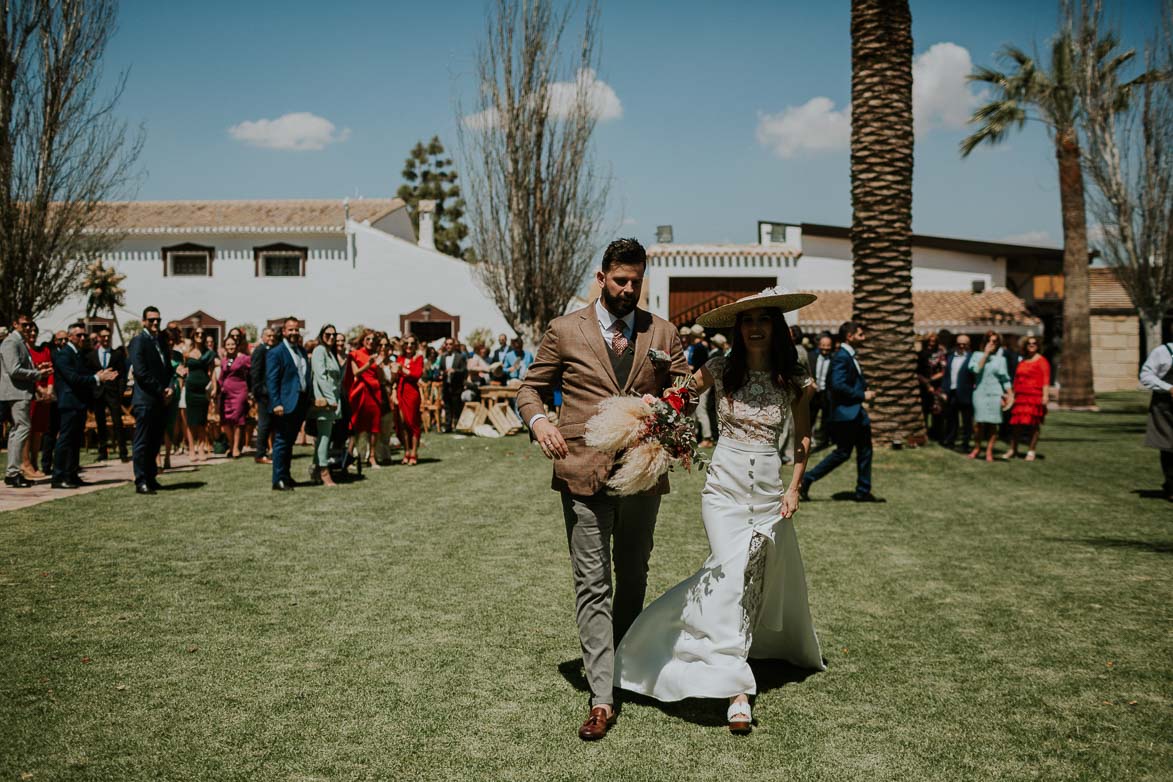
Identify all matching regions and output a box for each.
[158,481,206,491]
[1131,489,1171,502]
[1049,536,1173,555]
[558,658,822,727]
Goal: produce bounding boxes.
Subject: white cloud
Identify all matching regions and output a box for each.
[913,42,983,133]
[755,96,851,159]
[463,69,622,129]
[756,42,984,159]
[1000,230,1056,246]
[622,216,638,225]
[228,112,351,151]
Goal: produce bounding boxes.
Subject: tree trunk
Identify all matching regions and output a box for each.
[1054,129,1096,408]
[1140,310,1165,359]
[849,0,924,446]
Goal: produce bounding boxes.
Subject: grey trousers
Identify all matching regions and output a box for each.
[561,490,661,707]
[5,399,30,477]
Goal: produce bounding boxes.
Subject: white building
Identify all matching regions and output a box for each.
[41,198,511,344]
[644,221,1064,338]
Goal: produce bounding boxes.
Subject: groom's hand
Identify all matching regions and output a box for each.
[532,418,568,460]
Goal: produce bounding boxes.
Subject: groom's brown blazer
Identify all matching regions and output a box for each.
[517,304,689,496]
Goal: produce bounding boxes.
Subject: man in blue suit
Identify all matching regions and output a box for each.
[940,334,975,451]
[51,322,118,489]
[267,316,311,490]
[128,306,175,494]
[800,321,884,503]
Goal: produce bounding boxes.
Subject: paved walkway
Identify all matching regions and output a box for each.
[0,453,235,514]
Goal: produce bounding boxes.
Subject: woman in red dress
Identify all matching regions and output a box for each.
[346,329,384,472]
[26,323,54,478]
[1004,335,1051,461]
[395,335,425,465]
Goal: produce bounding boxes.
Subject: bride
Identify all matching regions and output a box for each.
[614,289,825,734]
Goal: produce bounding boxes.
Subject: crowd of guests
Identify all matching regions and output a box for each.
[916,329,1052,462]
[0,308,541,492]
[680,320,1055,466]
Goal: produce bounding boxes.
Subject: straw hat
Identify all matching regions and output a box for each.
[696,286,817,327]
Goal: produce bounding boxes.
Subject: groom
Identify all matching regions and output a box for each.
[518,238,689,741]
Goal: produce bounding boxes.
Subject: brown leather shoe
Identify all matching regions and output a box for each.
[578,706,616,741]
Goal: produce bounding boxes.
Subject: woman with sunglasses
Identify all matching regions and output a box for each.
[181,329,216,462]
[1003,336,1051,461]
[309,324,344,486]
[396,336,425,465]
[968,330,1013,462]
[217,335,251,458]
[345,329,384,473]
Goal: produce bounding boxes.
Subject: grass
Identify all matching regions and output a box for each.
[0,392,1169,781]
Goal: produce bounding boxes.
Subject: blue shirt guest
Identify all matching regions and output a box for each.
[266,316,311,491]
[503,337,534,380]
[800,321,884,503]
[128,306,175,494]
[51,322,118,489]
[940,334,975,451]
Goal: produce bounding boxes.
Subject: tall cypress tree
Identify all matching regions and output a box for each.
[395,136,471,259]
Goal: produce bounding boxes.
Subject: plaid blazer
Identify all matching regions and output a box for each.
[517,304,689,496]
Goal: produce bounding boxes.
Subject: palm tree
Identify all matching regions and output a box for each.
[850,0,924,446]
[961,34,1096,408]
[80,259,127,344]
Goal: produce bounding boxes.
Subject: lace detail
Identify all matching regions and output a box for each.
[707,355,811,446]
[740,532,769,648]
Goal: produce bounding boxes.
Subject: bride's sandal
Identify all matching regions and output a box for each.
[727,701,752,735]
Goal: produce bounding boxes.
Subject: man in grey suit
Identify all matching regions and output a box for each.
[1,314,52,487]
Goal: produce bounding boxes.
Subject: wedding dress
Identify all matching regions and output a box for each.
[615,355,825,701]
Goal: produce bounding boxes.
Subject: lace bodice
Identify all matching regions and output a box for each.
[707,355,812,446]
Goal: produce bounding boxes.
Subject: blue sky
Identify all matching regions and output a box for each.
[105,0,1161,247]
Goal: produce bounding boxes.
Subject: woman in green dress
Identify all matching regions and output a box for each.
[160,326,185,471]
[181,329,218,462]
[968,330,1012,463]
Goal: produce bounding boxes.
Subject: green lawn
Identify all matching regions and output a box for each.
[1,393,1169,781]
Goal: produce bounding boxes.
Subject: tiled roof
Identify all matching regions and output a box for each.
[648,243,801,259]
[798,288,1041,331]
[91,198,404,235]
[1088,267,1134,311]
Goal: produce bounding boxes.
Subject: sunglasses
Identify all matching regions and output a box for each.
[144,317,161,324]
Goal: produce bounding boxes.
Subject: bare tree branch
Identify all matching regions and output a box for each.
[0,0,143,324]
[1074,0,1173,353]
[457,0,610,344]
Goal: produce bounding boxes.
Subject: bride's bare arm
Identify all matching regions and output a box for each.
[782,383,815,518]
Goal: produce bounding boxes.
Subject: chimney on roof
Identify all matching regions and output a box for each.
[656,225,673,243]
[972,279,986,294]
[418,200,436,250]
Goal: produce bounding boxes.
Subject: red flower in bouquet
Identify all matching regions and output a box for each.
[584,377,706,495]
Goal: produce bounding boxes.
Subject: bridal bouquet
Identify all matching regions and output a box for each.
[585,352,703,495]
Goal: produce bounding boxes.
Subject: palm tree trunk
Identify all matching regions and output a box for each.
[850,0,925,446]
[1054,129,1096,408]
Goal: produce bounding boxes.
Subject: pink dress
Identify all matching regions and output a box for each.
[218,352,252,426]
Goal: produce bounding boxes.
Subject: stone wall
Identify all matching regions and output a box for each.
[1091,314,1141,392]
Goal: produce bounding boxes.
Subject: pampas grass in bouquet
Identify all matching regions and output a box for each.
[585,372,704,496]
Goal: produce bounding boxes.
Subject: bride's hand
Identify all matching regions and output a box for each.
[781,488,800,519]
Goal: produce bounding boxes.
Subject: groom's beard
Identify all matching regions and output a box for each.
[601,287,637,318]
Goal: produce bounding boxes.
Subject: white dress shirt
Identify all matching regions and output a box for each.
[842,343,863,376]
[815,353,831,391]
[1139,343,1173,393]
[949,350,966,389]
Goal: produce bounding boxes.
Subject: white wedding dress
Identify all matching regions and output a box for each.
[615,356,825,701]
